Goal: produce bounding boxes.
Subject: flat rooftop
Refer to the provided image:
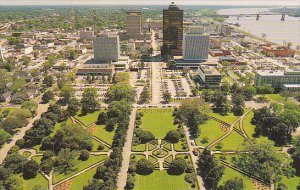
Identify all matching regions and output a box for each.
[256,70,300,76]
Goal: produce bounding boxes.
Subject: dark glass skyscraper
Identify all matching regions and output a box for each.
[162,2,183,56]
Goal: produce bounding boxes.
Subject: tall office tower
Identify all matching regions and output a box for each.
[125,11,144,34]
[93,34,120,63]
[183,26,209,61]
[162,2,183,56]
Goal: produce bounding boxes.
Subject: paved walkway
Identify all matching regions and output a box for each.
[151,62,162,104]
[117,108,137,190]
[53,159,107,188]
[183,125,206,190]
[0,103,49,165]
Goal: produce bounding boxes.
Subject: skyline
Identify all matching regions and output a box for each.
[0,0,300,6]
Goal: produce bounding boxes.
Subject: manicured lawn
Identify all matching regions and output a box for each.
[195,119,226,146]
[32,155,42,165]
[265,94,286,103]
[69,167,97,190]
[209,112,239,124]
[220,166,256,190]
[278,175,300,189]
[132,144,146,152]
[242,111,255,138]
[174,139,189,152]
[217,131,246,150]
[134,171,196,190]
[93,125,115,145]
[131,154,146,161]
[53,155,107,184]
[23,173,48,190]
[139,109,176,139]
[75,110,102,126]
[92,139,109,151]
[22,151,32,157]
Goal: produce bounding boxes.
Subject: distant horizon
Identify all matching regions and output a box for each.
[0,0,299,6]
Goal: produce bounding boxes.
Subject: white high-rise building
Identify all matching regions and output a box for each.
[93,34,120,63]
[183,26,209,61]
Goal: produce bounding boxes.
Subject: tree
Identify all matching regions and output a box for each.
[60,85,75,104]
[81,87,99,114]
[97,112,108,125]
[231,83,243,94]
[138,86,150,104]
[165,130,181,143]
[54,149,76,173]
[79,150,90,161]
[257,84,274,96]
[174,99,210,137]
[21,100,38,116]
[198,150,225,189]
[106,83,135,103]
[3,175,24,190]
[235,142,294,183]
[218,177,244,190]
[43,75,54,87]
[163,92,172,103]
[114,72,130,84]
[232,93,245,116]
[201,89,214,102]
[220,83,230,95]
[68,49,78,60]
[251,103,300,146]
[212,91,230,115]
[168,158,187,175]
[243,85,256,100]
[0,129,11,147]
[42,90,54,103]
[136,158,154,175]
[292,136,300,175]
[4,153,28,174]
[135,129,155,144]
[53,123,93,151]
[66,98,80,116]
[23,160,39,179]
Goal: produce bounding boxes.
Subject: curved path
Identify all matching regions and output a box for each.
[207,109,252,149]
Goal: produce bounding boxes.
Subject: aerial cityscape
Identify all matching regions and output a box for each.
[0,1,300,190]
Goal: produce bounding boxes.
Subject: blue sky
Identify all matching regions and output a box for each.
[0,0,299,6]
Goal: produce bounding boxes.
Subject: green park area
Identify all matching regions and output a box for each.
[69,167,98,190]
[219,166,256,190]
[209,112,239,124]
[264,94,292,103]
[134,170,196,190]
[75,110,102,126]
[195,119,226,146]
[75,110,115,145]
[217,131,246,150]
[53,155,107,183]
[139,109,176,139]
[22,173,48,190]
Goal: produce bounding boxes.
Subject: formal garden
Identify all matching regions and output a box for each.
[126,108,199,190]
[2,104,113,190]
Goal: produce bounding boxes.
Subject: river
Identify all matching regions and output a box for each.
[218,8,300,49]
